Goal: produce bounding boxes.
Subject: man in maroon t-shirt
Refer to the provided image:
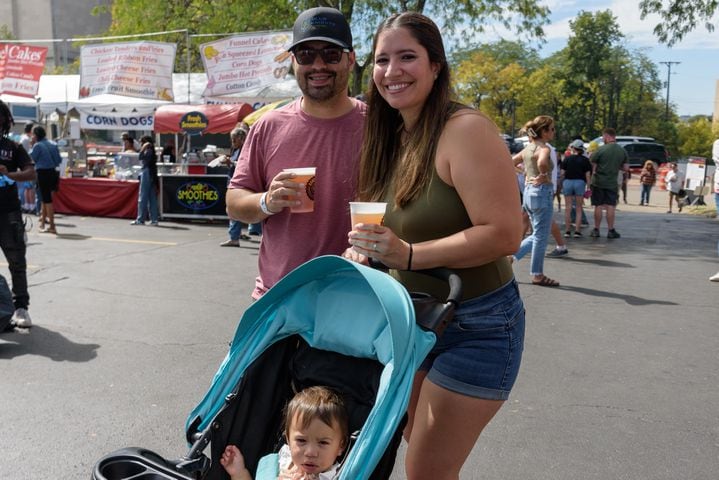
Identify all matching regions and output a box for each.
[227,8,366,298]
[0,100,36,330]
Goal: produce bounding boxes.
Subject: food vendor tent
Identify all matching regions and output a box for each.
[243,98,293,126]
[3,75,152,115]
[1,74,300,116]
[153,103,253,134]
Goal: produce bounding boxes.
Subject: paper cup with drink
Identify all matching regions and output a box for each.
[349,202,387,227]
[282,167,316,213]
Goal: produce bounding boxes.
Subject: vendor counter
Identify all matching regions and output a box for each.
[54,177,139,219]
[160,174,229,220]
[53,174,231,221]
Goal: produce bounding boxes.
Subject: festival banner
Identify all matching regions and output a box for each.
[200,31,292,97]
[79,41,176,101]
[79,111,155,130]
[0,43,48,98]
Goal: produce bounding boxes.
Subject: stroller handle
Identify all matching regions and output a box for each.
[368,259,462,336]
[368,258,462,305]
[412,267,462,306]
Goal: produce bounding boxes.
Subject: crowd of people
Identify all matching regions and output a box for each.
[2,5,719,479]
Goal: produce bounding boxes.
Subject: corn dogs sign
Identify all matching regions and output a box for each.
[200,31,292,97]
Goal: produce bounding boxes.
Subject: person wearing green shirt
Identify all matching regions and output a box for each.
[589,127,628,239]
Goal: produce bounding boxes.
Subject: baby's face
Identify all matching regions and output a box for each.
[287,415,344,475]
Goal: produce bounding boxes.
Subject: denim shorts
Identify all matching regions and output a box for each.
[419,279,525,400]
[562,179,586,197]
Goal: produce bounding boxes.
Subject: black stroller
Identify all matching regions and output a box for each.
[93,255,461,480]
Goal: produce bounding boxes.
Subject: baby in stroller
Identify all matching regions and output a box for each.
[221,386,348,480]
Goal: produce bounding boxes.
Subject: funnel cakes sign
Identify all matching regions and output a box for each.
[0,43,48,98]
[200,31,292,97]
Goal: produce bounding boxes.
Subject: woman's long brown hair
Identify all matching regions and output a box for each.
[358,12,459,208]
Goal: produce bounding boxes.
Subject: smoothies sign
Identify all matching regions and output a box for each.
[179,111,209,135]
[0,43,48,98]
[175,181,220,211]
[161,175,228,219]
[79,41,176,101]
[200,31,292,97]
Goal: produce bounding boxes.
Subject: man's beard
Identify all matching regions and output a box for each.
[297,69,348,102]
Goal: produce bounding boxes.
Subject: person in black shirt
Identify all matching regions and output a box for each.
[0,100,36,329]
[130,135,159,225]
[560,139,592,237]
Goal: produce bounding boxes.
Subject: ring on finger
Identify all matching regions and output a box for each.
[373,242,378,251]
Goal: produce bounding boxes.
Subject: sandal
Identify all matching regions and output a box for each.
[532,275,560,287]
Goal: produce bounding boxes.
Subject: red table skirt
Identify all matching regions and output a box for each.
[53,177,139,219]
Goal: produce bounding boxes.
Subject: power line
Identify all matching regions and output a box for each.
[0,29,188,44]
[660,61,680,121]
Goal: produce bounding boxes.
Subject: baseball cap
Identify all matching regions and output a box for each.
[288,7,353,51]
[570,139,585,150]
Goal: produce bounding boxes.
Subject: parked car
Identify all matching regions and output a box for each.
[590,135,657,145]
[620,142,670,168]
[590,135,669,167]
[500,134,523,153]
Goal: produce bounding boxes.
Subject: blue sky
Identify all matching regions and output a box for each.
[538,0,719,117]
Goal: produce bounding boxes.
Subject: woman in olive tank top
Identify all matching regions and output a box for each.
[344,12,526,480]
[511,115,561,287]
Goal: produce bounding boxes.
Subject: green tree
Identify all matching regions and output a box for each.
[563,10,624,134]
[91,0,297,72]
[349,0,550,94]
[676,116,715,158]
[452,39,541,71]
[616,50,663,134]
[454,51,526,134]
[516,62,566,133]
[96,0,551,94]
[639,0,718,46]
[0,24,15,40]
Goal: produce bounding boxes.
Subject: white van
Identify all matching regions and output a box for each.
[591,135,656,146]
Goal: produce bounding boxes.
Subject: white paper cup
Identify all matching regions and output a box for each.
[349,202,387,226]
[282,167,316,213]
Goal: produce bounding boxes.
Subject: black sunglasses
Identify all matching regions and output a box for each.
[292,46,349,65]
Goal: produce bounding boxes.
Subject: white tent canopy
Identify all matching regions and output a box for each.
[1,74,300,116]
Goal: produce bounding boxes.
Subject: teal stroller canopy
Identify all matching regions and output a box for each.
[187,255,437,480]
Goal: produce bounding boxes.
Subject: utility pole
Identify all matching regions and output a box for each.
[660,61,680,121]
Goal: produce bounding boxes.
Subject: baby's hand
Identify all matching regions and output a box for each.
[342,246,368,265]
[220,445,251,480]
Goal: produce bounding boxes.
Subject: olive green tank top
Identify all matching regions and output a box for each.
[522,142,552,180]
[382,167,514,302]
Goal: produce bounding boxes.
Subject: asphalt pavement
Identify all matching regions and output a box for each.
[1,183,718,480]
